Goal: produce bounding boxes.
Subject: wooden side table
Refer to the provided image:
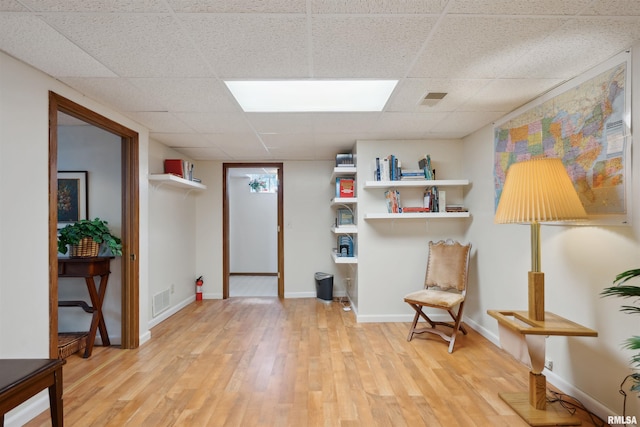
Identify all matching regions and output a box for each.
[488,310,597,426]
[0,358,65,427]
[58,257,114,358]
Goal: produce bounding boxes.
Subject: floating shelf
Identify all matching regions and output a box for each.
[331,252,357,264]
[148,174,207,190]
[364,212,470,220]
[331,166,357,182]
[331,225,358,234]
[331,197,357,205]
[364,179,469,188]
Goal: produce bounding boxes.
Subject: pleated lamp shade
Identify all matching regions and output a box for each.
[495,158,587,224]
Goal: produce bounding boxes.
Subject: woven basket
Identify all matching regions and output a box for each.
[70,237,99,258]
[58,332,88,359]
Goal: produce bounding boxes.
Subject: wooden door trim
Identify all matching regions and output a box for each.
[49,92,140,358]
[222,163,284,299]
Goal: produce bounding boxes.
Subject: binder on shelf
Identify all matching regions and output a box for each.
[336,208,354,226]
[337,235,354,257]
[336,153,355,167]
[164,159,184,178]
[336,177,355,198]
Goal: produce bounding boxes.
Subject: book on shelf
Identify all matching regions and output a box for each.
[336,208,354,226]
[335,177,355,198]
[400,169,426,180]
[374,154,402,181]
[164,159,195,181]
[446,205,468,212]
[423,186,439,212]
[336,153,355,167]
[418,155,435,180]
[402,207,430,213]
[384,189,402,213]
[337,235,354,257]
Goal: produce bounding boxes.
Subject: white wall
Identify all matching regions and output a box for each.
[195,160,345,299]
[461,44,640,418]
[58,125,123,342]
[354,139,469,320]
[0,50,151,425]
[229,175,277,273]
[147,140,199,323]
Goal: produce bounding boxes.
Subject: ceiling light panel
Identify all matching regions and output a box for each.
[225,80,398,112]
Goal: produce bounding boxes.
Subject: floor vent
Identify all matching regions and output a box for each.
[153,289,171,317]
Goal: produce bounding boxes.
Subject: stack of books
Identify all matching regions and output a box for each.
[373,155,401,181]
[335,177,355,198]
[164,159,195,181]
[385,189,402,213]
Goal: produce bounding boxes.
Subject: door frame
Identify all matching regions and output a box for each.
[222,163,284,298]
[49,92,140,358]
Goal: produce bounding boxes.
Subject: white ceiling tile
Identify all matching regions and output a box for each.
[59,77,165,111]
[503,17,640,79]
[409,16,567,79]
[310,0,446,14]
[173,146,231,161]
[42,14,211,77]
[375,112,448,134]
[175,112,254,133]
[151,133,210,148]
[200,133,266,151]
[179,14,308,78]
[430,111,506,137]
[460,78,563,112]
[247,113,315,133]
[0,15,116,77]
[166,0,305,13]
[16,0,170,12]
[582,0,640,16]
[447,0,591,15]
[126,112,193,133]
[311,113,384,133]
[0,1,28,11]
[128,78,241,113]
[312,15,438,77]
[387,78,492,112]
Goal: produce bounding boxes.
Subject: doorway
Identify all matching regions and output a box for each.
[48,92,140,358]
[223,163,284,298]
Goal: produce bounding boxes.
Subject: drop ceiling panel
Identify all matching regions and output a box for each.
[310,0,446,14]
[430,111,506,136]
[0,14,116,77]
[128,78,241,113]
[151,133,210,148]
[311,113,384,133]
[172,146,231,161]
[459,78,564,112]
[503,17,640,79]
[167,0,305,13]
[42,14,211,78]
[387,78,492,112]
[59,77,166,112]
[583,0,640,15]
[311,15,438,78]
[175,112,254,134]
[409,16,567,79]
[0,0,27,11]
[179,14,308,78]
[200,133,266,151]
[375,112,449,135]
[447,0,591,15]
[16,0,171,12]
[126,112,193,134]
[246,113,315,134]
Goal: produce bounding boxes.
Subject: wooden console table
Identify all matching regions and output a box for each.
[488,310,597,426]
[58,257,113,358]
[0,358,65,427]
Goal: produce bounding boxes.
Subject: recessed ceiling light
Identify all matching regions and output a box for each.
[224,80,398,112]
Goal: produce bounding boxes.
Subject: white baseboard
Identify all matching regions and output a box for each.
[4,391,50,427]
[147,295,194,329]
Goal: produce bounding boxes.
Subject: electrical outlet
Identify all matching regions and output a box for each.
[170,283,175,294]
[545,358,553,371]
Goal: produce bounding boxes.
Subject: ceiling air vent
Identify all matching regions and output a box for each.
[420,92,447,106]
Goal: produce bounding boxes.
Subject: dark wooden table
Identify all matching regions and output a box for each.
[0,358,65,427]
[58,257,113,358]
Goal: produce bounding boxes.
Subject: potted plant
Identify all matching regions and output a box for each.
[248,178,266,192]
[58,218,122,257]
[602,268,640,395]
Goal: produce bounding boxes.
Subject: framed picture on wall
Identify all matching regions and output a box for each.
[57,171,88,229]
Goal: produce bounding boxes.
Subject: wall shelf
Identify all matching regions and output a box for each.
[148,174,207,190]
[331,225,358,234]
[331,197,357,205]
[331,252,357,264]
[364,212,470,220]
[364,179,469,188]
[331,166,357,182]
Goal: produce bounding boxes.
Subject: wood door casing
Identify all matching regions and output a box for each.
[49,92,140,358]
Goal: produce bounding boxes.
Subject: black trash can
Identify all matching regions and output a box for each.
[315,272,334,301]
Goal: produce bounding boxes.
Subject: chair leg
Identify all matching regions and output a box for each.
[447,301,466,353]
[407,310,420,341]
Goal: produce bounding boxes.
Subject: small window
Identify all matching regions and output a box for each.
[248,174,278,193]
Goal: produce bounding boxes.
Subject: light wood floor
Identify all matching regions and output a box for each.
[26,298,604,426]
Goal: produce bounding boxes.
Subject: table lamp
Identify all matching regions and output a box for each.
[495,157,587,321]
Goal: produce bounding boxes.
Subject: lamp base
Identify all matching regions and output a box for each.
[528,271,545,321]
[499,392,581,426]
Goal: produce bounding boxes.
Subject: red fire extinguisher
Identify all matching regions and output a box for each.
[196,276,203,301]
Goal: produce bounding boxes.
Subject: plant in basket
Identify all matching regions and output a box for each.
[58,218,122,257]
